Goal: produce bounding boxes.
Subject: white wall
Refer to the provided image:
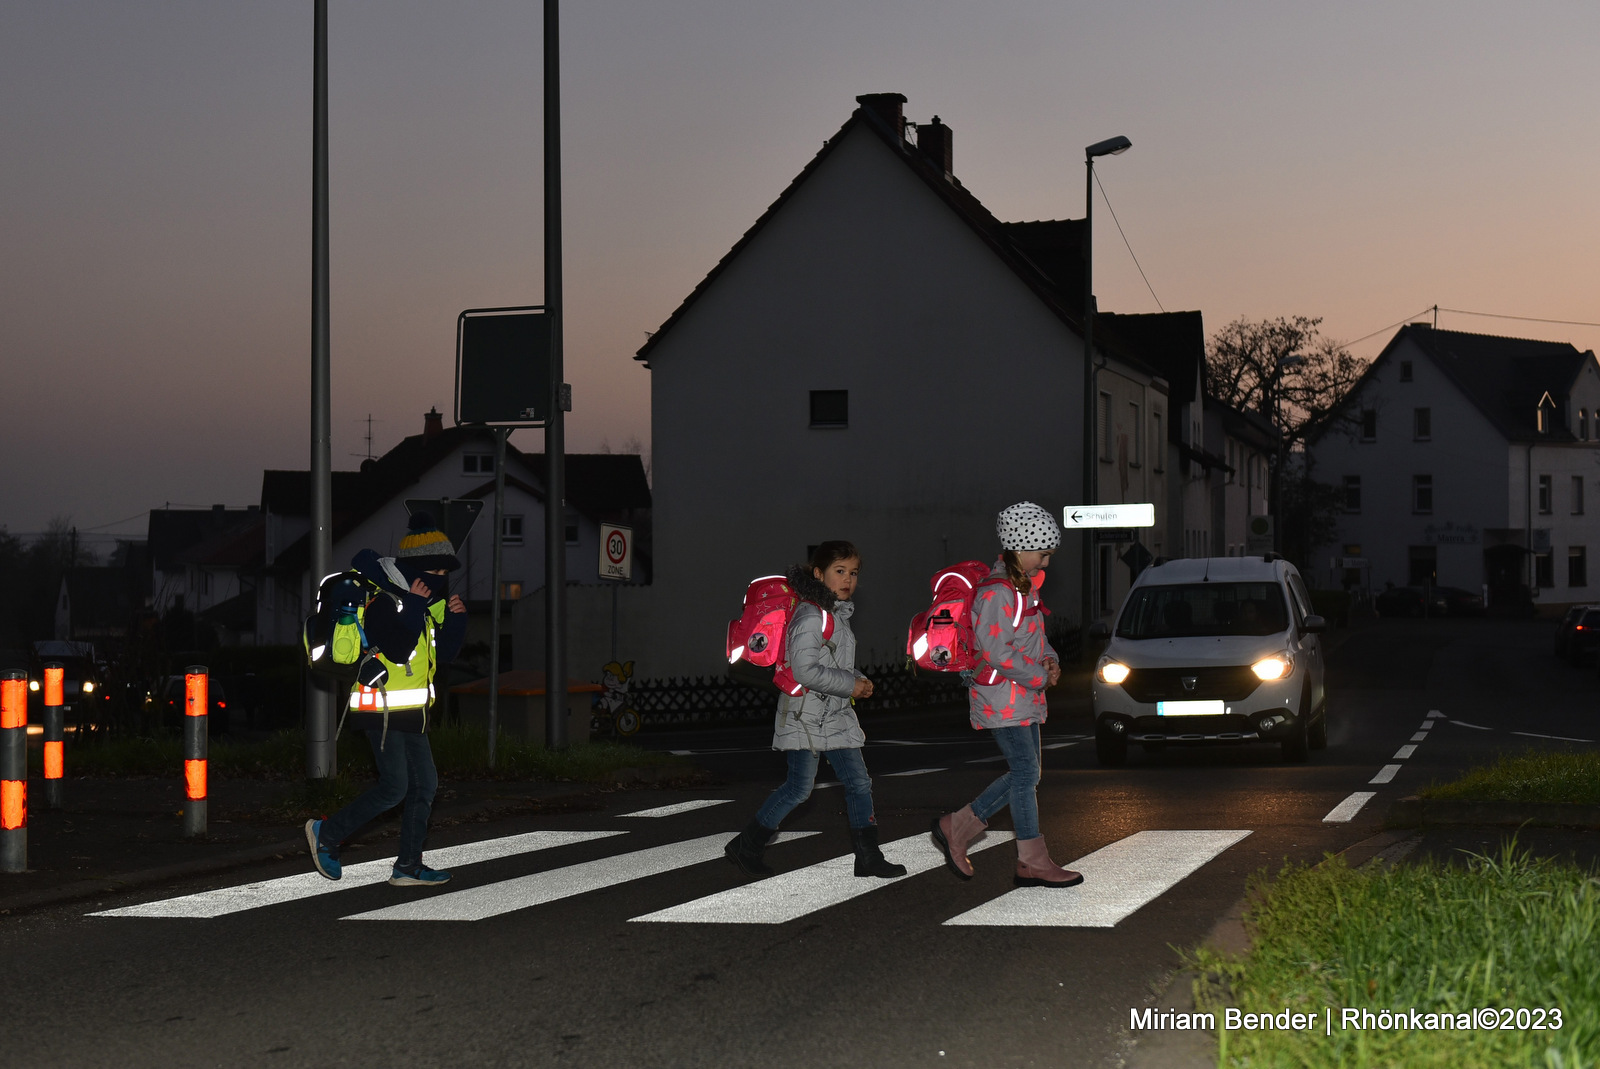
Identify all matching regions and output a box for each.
[647,123,1088,676]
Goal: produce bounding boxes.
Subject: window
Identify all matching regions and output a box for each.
[1098,392,1114,461]
[1413,407,1431,440]
[1399,360,1413,382]
[1535,552,1554,589]
[1152,411,1164,472]
[1574,476,1585,516]
[501,515,524,545]
[1129,402,1142,466]
[1408,546,1437,587]
[1538,474,1553,514]
[1342,475,1361,513]
[463,453,494,475]
[500,580,524,601]
[1115,582,1290,639]
[1361,409,1377,441]
[809,390,848,427]
[1569,547,1588,588]
[1412,474,1433,514]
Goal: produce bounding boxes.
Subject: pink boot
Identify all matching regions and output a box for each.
[931,805,987,879]
[1014,836,1083,888]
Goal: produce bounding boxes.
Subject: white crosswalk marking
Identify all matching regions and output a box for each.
[1370,764,1401,784]
[885,768,943,777]
[342,831,817,922]
[1409,732,1428,742]
[631,831,1015,925]
[1043,742,1078,750]
[1323,791,1376,823]
[620,800,732,818]
[88,830,626,919]
[967,755,1008,764]
[1394,744,1417,759]
[943,830,1250,928]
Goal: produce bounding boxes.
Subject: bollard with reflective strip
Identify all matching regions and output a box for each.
[42,662,64,809]
[1,669,26,872]
[183,666,208,838]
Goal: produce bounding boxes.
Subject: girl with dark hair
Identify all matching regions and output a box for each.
[931,502,1082,888]
[725,541,907,880]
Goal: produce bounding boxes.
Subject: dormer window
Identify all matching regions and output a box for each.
[1537,393,1557,435]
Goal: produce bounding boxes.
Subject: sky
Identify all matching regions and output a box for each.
[4,1,1598,548]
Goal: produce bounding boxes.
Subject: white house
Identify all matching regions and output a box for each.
[636,93,1176,675]
[1308,324,1600,610]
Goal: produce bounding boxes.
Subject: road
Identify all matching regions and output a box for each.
[5,618,1594,1068]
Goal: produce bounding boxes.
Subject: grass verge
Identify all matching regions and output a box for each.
[41,727,685,783]
[1418,748,1600,806]
[1186,844,1598,1068]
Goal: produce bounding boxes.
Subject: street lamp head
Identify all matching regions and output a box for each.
[1086,135,1132,159]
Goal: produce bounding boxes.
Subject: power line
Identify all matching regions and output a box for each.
[1439,307,1600,330]
[1093,169,1164,313]
[1342,307,1437,349]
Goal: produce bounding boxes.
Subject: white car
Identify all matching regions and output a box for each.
[1091,556,1328,765]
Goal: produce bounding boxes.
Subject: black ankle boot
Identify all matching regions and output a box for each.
[725,819,775,878]
[850,825,907,878]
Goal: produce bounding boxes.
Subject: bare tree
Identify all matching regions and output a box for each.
[1206,316,1368,447]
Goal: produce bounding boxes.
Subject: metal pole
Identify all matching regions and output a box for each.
[543,0,568,749]
[1080,156,1096,638]
[611,582,618,662]
[306,0,336,778]
[487,428,508,768]
[42,663,63,809]
[0,671,26,873]
[183,667,208,838]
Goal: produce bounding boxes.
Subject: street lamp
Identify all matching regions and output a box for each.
[1081,134,1131,640]
[1271,355,1304,554]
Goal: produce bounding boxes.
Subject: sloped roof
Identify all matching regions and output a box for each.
[1099,311,1206,407]
[147,508,256,570]
[198,588,256,631]
[1208,394,1280,453]
[62,566,138,631]
[181,514,266,568]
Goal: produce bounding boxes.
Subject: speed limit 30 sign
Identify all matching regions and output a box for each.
[599,523,633,581]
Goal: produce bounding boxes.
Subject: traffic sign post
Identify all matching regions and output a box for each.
[1062,503,1156,530]
[599,524,633,660]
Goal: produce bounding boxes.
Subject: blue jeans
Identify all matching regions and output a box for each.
[318,729,438,871]
[971,723,1041,841]
[755,748,876,830]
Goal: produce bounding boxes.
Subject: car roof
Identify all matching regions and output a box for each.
[1133,556,1293,588]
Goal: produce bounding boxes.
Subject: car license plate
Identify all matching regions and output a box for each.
[1156,700,1225,716]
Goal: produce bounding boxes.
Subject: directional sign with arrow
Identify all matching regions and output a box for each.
[1062,503,1155,529]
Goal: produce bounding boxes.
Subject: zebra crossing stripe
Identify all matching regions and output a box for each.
[341,831,818,922]
[630,831,1015,925]
[885,768,943,777]
[1043,742,1078,750]
[942,830,1250,928]
[1323,791,1376,823]
[1370,764,1402,784]
[88,830,626,919]
[620,800,732,818]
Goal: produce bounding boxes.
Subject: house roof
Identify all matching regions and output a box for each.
[61,566,139,632]
[637,96,1174,376]
[147,508,257,570]
[198,588,256,632]
[1099,311,1206,405]
[1318,324,1597,444]
[181,514,266,568]
[1208,395,1280,453]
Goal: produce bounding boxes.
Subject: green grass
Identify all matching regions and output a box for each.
[1419,749,1600,807]
[37,727,684,784]
[1186,844,1600,1068]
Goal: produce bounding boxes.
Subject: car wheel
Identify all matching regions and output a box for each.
[1095,720,1128,767]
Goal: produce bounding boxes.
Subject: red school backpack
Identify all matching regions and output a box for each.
[726,574,834,697]
[907,561,1049,686]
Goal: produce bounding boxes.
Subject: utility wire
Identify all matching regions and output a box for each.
[1343,307,1437,349]
[1093,169,1164,313]
[1439,307,1600,330]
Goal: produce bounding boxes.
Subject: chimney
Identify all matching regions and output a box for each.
[423,406,444,440]
[855,93,908,140]
[917,115,952,176]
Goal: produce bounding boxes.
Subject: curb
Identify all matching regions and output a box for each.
[1386,796,1600,829]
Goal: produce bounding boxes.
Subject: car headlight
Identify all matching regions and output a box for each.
[1251,653,1294,681]
[1097,658,1131,685]
[81,681,95,693]
[29,680,39,692]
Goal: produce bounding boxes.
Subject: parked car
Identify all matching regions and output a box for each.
[1555,605,1596,658]
[27,640,102,716]
[1567,608,1600,665]
[1375,586,1449,618]
[1091,556,1328,766]
[1435,586,1486,617]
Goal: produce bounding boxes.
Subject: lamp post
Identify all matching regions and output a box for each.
[1080,135,1131,639]
[1271,354,1304,554]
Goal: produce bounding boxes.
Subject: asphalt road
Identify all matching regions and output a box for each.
[5,618,1594,1069]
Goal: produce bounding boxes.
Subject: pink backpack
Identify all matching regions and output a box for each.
[906,561,1013,684]
[726,575,834,697]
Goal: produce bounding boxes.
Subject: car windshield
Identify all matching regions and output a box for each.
[1117,582,1291,639]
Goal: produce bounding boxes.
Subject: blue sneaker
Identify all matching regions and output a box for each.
[306,819,341,881]
[389,864,452,887]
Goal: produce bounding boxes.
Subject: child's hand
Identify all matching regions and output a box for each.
[409,578,431,597]
[851,677,874,699]
[447,595,466,614]
[1044,658,1061,688]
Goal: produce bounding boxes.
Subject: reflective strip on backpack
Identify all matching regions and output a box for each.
[351,686,430,710]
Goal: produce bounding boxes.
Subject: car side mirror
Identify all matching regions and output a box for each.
[1090,621,1112,640]
[1301,614,1327,635]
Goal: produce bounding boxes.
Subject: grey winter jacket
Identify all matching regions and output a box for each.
[772,570,866,752]
[968,558,1058,729]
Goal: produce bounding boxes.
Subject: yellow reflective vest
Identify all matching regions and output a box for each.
[349,597,446,732]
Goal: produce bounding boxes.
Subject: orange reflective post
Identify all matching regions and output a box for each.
[183,667,207,837]
[42,662,64,809]
[1,670,26,872]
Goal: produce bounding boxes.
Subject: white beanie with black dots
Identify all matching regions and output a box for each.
[996,501,1060,552]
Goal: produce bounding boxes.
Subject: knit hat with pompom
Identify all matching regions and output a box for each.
[996,501,1060,552]
[396,511,461,571]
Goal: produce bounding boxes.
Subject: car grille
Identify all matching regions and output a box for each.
[1120,666,1261,704]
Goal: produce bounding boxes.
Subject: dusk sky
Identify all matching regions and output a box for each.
[4,1,1597,548]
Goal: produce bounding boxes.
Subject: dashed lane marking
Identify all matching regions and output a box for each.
[88,830,627,919]
[630,831,1014,924]
[620,800,733,818]
[342,832,818,923]
[884,768,944,777]
[1394,744,1417,759]
[1428,710,1443,718]
[1369,764,1402,785]
[1323,791,1376,823]
[1409,732,1429,742]
[942,830,1251,928]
